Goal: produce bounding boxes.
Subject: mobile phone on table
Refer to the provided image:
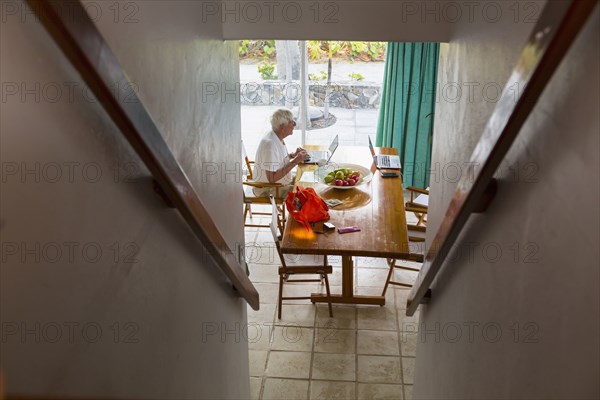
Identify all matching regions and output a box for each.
[381,171,399,178]
[338,226,361,234]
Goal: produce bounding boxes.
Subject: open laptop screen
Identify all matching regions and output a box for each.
[368,136,376,157]
[328,135,339,158]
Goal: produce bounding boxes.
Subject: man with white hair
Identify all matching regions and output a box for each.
[253,108,308,197]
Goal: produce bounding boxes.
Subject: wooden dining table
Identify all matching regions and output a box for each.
[280,145,410,306]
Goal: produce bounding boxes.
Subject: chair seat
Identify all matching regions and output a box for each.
[244,183,285,202]
[413,193,429,207]
[405,203,428,211]
[244,183,265,200]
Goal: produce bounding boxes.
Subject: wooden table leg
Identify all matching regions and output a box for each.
[311,255,385,306]
[342,255,353,297]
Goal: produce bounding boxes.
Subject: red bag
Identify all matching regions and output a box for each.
[285,185,330,231]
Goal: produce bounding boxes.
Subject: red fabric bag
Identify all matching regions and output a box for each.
[285,185,330,230]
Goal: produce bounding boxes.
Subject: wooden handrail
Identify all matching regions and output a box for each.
[406,0,597,316]
[25,0,259,310]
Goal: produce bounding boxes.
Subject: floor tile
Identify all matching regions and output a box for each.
[388,268,418,287]
[255,283,279,304]
[247,324,272,351]
[356,257,390,269]
[357,383,404,399]
[249,377,262,400]
[310,380,356,400]
[249,350,268,377]
[248,263,279,283]
[266,351,312,379]
[394,289,410,310]
[247,242,278,266]
[312,353,356,381]
[357,268,390,287]
[357,330,400,356]
[399,331,417,357]
[251,246,280,265]
[313,284,342,299]
[282,283,321,305]
[314,328,356,354]
[327,255,343,266]
[271,326,314,352]
[316,305,356,330]
[357,306,397,331]
[276,304,316,327]
[401,357,415,385]
[357,355,402,384]
[263,378,309,400]
[245,230,258,245]
[355,286,394,305]
[285,253,327,265]
[404,385,413,400]
[327,267,343,286]
[254,229,277,244]
[247,303,276,325]
[397,309,420,332]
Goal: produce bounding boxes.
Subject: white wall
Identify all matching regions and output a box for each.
[221,0,452,41]
[414,4,599,400]
[0,1,249,399]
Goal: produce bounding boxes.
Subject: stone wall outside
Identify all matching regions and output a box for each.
[240,81,381,109]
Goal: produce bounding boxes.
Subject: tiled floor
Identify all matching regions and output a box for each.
[245,209,422,400]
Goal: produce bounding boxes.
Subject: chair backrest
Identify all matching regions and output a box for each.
[269,195,288,267]
[241,140,253,180]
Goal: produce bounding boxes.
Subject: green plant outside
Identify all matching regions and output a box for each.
[239,40,386,62]
[309,71,328,81]
[257,62,277,80]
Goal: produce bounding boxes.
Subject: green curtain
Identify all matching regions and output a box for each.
[376,42,439,188]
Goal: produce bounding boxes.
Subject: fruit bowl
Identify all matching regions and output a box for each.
[315,163,373,189]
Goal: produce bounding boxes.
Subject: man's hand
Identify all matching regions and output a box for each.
[292,148,309,164]
[290,147,307,159]
[266,148,308,183]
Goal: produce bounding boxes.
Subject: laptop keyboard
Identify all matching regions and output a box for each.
[306,151,327,162]
[379,156,390,167]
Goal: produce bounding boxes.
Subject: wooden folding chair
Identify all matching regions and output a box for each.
[382,227,426,296]
[242,140,286,233]
[269,196,333,319]
[405,186,429,228]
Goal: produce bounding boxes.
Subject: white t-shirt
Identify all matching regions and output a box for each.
[253,130,293,185]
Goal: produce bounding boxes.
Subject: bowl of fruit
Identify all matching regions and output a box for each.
[316,163,373,189]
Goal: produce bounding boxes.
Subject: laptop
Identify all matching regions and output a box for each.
[368,136,401,169]
[304,134,339,164]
